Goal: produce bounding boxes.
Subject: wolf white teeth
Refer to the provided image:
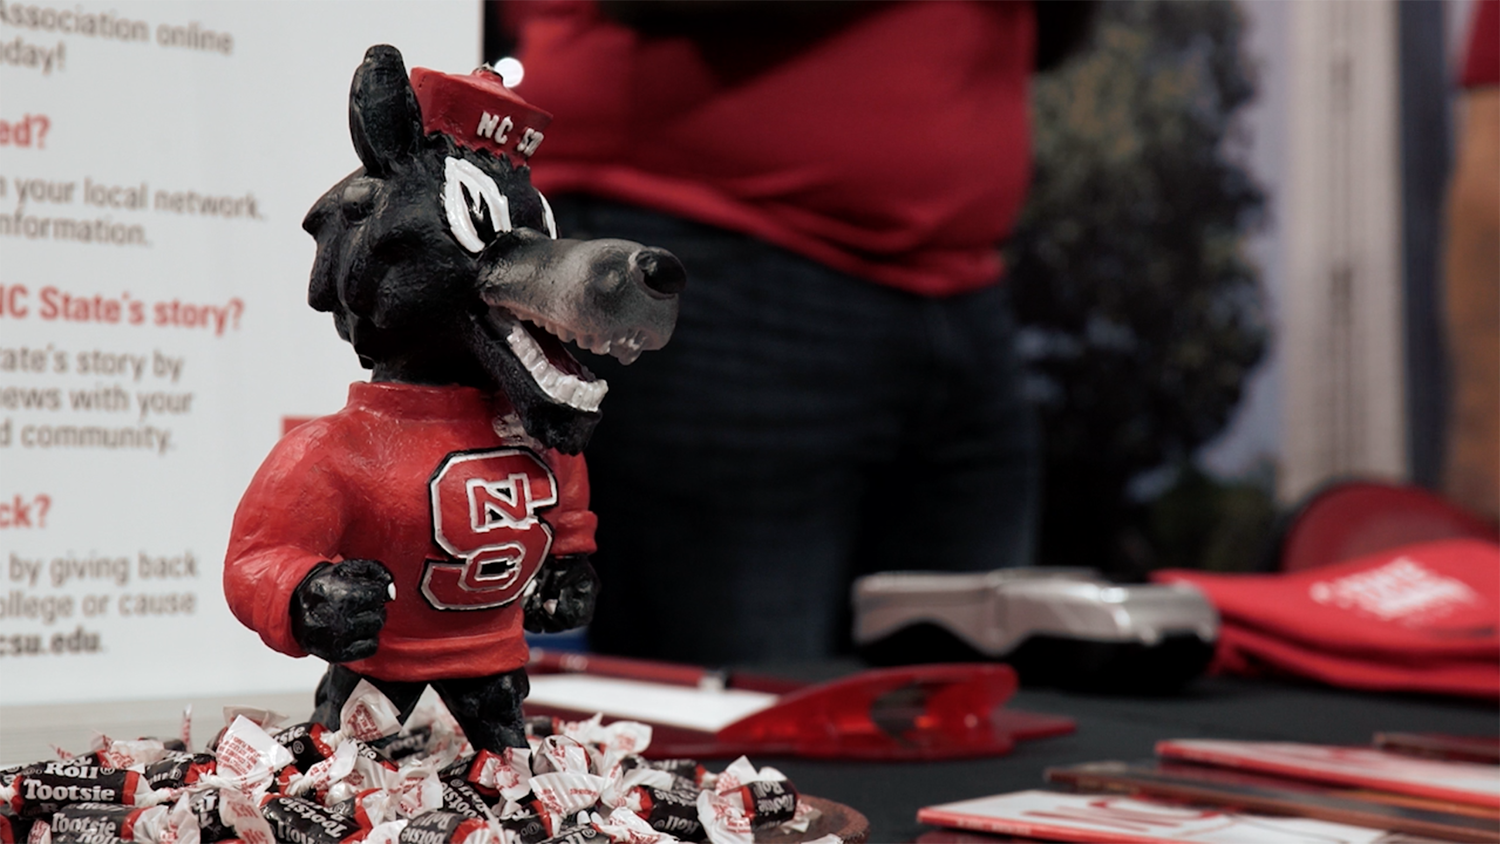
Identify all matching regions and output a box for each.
[501,302,652,371]
[612,334,645,365]
[504,321,608,413]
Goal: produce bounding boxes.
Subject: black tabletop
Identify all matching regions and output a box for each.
[738,662,1500,843]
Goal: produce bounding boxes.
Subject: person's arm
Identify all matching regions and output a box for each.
[1442,86,1499,522]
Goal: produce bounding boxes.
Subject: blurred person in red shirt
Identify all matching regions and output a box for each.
[496,1,1096,661]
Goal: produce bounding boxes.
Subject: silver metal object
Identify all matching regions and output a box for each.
[852,568,1219,657]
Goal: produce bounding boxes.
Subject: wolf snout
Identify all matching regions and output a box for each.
[631,248,687,297]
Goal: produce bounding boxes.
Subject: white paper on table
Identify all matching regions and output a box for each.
[524,675,779,732]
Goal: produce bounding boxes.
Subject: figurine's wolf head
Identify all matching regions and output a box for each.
[303,45,684,453]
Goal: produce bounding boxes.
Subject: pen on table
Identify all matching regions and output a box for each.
[528,647,729,689]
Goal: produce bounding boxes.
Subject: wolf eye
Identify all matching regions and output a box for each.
[341,178,378,223]
[443,156,511,253]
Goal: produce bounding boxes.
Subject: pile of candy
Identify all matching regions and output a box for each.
[0,682,833,844]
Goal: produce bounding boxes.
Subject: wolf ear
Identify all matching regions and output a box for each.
[349,45,422,178]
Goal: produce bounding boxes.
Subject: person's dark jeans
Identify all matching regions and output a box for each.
[552,197,1038,663]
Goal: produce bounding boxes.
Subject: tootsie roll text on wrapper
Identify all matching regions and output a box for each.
[0,684,822,844]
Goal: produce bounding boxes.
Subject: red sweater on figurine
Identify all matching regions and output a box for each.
[224,381,596,681]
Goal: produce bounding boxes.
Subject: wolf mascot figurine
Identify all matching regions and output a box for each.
[223,45,684,751]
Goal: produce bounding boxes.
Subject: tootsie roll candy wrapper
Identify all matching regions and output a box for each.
[394,810,486,844]
[4,763,171,819]
[622,786,703,842]
[0,684,827,844]
[261,797,368,844]
[48,802,153,844]
[143,755,215,792]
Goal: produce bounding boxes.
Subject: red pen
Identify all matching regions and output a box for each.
[528,647,723,688]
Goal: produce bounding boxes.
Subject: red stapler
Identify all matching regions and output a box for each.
[524,651,1074,761]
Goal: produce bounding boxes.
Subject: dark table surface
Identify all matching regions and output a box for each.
[737,661,1500,843]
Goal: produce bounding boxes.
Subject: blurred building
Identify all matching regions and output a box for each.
[1211,0,1484,509]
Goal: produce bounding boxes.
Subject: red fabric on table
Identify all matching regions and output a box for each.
[1155,539,1500,697]
[1211,620,1498,698]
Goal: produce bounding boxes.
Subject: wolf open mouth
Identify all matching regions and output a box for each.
[488,307,654,414]
[477,237,682,419]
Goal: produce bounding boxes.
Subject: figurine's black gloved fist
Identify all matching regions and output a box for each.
[523,554,600,634]
[291,559,394,663]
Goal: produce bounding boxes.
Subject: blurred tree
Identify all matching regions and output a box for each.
[1007,0,1269,577]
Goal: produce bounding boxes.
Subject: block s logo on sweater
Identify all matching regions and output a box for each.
[423,448,557,610]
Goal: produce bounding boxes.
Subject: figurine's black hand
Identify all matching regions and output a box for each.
[523,554,600,634]
[291,559,394,663]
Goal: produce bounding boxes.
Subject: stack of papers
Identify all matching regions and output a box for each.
[919,736,1500,843]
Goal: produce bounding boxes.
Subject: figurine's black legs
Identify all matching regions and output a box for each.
[311,664,428,729]
[431,668,530,751]
[311,663,530,752]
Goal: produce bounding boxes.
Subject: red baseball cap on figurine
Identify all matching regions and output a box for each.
[410,65,553,166]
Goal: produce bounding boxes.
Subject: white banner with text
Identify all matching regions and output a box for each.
[0,0,480,704]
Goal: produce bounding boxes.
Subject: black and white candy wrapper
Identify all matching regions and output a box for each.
[0,683,837,844]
